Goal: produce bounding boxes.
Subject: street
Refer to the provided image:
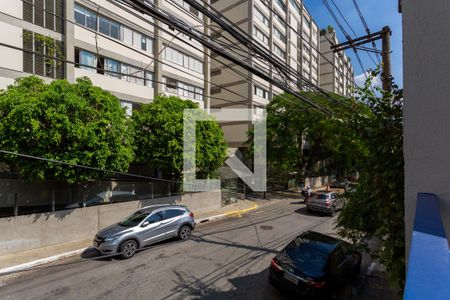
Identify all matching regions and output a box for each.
[0,197,366,300]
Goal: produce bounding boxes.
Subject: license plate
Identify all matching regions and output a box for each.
[283,272,299,285]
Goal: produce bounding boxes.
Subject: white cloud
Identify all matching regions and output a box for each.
[354,72,382,88]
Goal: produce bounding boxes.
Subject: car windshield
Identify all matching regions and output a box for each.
[312,194,328,200]
[119,210,150,227]
[282,239,329,277]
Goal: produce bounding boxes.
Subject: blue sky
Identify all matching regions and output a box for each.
[303,0,403,88]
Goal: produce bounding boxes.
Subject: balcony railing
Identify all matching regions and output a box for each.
[404,193,450,299]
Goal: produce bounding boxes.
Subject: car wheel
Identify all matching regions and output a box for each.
[329,206,336,216]
[352,260,362,279]
[178,225,192,241]
[119,239,138,259]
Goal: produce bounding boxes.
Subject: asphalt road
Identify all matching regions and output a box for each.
[0,197,366,300]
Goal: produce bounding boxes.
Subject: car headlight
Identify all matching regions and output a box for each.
[105,235,119,242]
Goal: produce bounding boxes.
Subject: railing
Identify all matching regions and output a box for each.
[404,193,450,299]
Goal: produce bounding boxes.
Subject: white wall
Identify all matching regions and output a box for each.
[403,0,450,255]
[0,0,22,18]
[0,21,23,72]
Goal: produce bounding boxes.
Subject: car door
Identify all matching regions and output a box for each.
[161,209,185,237]
[140,211,166,245]
[329,245,351,288]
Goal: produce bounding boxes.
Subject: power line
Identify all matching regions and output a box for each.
[16,0,257,106]
[351,0,382,64]
[117,0,334,115]
[322,0,369,79]
[180,0,353,111]
[0,150,182,184]
[256,0,358,89]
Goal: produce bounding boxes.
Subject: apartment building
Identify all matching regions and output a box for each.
[209,0,320,147]
[319,28,354,98]
[0,0,210,114]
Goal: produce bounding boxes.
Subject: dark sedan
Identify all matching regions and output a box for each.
[269,231,361,299]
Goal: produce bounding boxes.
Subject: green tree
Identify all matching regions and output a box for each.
[259,91,366,179]
[337,72,405,287]
[132,95,227,180]
[0,76,134,182]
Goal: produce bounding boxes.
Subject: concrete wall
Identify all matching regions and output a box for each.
[403,0,450,256]
[0,191,221,256]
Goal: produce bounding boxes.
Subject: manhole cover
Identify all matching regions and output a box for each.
[260,225,273,230]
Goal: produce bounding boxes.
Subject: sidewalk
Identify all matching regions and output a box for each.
[0,198,265,276]
[356,263,402,300]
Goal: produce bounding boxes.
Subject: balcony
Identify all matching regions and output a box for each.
[404,193,450,299]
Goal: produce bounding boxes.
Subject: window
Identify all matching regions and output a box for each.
[99,16,110,36]
[146,212,163,224]
[145,72,154,87]
[274,44,286,59]
[110,20,120,39]
[164,77,204,101]
[74,5,86,26]
[274,27,286,43]
[289,0,301,14]
[254,7,269,27]
[211,86,221,94]
[24,0,63,33]
[123,27,133,45]
[253,26,269,45]
[211,69,221,76]
[275,0,286,12]
[163,47,203,74]
[105,58,120,78]
[165,77,178,93]
[133,32,142,49]
[164,209,184,219]
[23,30,63,79]
[254,86,269,100]
[86,9,97,30]
[74,4,153,53]
[79,50,97,71]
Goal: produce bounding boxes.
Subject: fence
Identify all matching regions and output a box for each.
[0,178,182,218]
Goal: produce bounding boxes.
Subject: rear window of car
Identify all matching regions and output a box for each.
[283,240,329,276]
[164,209,184,219]
[312,194,328,199]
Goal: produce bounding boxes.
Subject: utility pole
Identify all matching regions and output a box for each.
[381,26,392,91]
[331,26,392,92]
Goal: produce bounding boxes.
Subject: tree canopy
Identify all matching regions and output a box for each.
[0,76,134,182]
[260,90,367,179]
[256,71,405,287]
[132,95,227,180]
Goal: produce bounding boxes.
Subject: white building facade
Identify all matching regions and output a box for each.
[319,29,354,98]
[0,0,210,114]
[209,0,321,147]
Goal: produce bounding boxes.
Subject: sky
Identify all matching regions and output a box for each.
[303,0,403,88]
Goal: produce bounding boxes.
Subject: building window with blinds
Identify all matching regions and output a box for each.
[22,30,64,79]
[23,0,63,33]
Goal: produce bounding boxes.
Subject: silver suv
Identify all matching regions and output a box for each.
[306,191,344,216]
[93,205,195,258]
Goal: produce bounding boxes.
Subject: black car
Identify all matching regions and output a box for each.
[269,231,361,299]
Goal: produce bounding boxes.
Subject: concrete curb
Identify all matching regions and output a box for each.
[0,203,259,277]
[195,203,258,224]
[0,248,85,276]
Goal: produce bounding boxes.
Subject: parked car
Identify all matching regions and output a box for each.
[269,231,362,299]
[93,205,195,258]
[65,191,137,209]
[306,191,343,216]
